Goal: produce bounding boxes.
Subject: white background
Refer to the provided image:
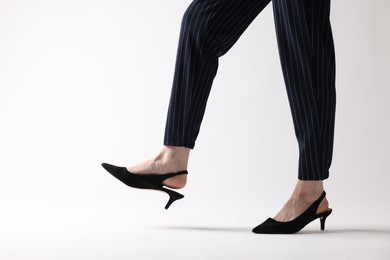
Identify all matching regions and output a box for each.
[1,0,389,259]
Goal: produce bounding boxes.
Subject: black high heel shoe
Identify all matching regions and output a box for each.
[252,191,332,234]
[101,163,188,209]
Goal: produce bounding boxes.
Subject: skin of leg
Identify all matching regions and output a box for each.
[273,180,329,222]
[126,145,190,189]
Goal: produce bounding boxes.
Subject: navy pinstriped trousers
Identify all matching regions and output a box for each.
[163,0,336,180]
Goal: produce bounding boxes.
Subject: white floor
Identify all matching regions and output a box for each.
[1,203,389,260]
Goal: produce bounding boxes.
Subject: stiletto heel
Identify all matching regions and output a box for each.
[319,209,332,230]
[101,163,187,209]
[158,187,185,209]
[252,191,332,234]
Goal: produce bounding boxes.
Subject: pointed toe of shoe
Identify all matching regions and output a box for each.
[252,218,276,234]
[101,163,118,173]
[101,163,125,180]
[101,162,135,187]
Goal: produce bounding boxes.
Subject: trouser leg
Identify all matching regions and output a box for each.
[164,0,271,149]
[272,0,336,180]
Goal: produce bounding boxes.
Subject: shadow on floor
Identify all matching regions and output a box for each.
[282,228,390,235]
[152,226,390,235]
[151,225,251,233]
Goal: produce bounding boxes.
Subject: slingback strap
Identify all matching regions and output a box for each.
[311,191,326,213]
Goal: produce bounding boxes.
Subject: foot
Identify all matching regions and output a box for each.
[273,180,330,222]
[126,145,190,189]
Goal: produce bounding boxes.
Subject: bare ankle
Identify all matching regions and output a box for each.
[162,145,190,157]
[293,180,324,200]
[158,146,190,165]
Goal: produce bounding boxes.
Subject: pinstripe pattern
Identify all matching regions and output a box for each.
[163,0,336,180]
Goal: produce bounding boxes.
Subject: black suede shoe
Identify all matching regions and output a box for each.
[101,163,188,209]
[252,191,332,234]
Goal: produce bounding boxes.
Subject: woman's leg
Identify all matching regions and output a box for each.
[128,0,271,188]
[164,0,272,149]
[271,0,336,220]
